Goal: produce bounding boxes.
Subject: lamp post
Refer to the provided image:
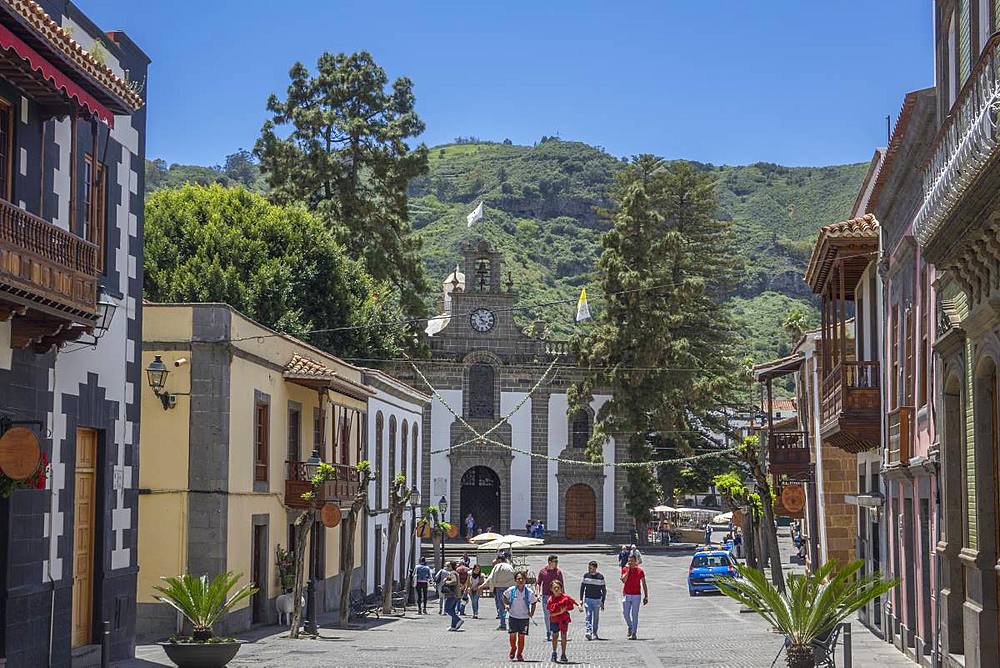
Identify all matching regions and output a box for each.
[302,448,322,636]
[439,496,448,568]
[406,485,421,605]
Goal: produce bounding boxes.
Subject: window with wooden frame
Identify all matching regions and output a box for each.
[313,408,325,461]
[388,416,397,483]
[340,411,352,465]
[0,98,11,202]
[254,401,269,482]
[287,405,300,469]
[375,413,384,508]
[400,421,408,486]
[891,304,900,409]
[919,266,929,408]
[411,425,418,486]
[83,154,107,271]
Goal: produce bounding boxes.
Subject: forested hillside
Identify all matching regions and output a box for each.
[145,138,864,371]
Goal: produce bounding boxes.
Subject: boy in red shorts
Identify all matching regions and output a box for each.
[545,580,582,663]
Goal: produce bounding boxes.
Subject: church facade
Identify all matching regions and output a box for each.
[405,238,629,542]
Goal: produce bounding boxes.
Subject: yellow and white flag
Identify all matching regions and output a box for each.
[466,201,484,227]
[575,287,591,322]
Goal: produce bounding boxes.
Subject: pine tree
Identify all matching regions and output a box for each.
[570,157,743,536]
[255,51,429,319]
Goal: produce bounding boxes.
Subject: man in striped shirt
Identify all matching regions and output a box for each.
[579,560,607,640]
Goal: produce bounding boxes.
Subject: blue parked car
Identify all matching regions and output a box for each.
[687,550,738,596]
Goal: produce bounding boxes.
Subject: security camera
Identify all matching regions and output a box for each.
[174,358,188,367]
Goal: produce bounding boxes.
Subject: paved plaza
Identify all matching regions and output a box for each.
[128,550,916,668]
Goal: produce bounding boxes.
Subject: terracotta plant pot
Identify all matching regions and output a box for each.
[160,640,242,668]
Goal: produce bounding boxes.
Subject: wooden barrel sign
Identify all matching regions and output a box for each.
[446,523,459,539]
[320,503,342,529]
[0,427,40,480]
[415,521,432,538]
[731,509,744,527]
[781,484,806,516]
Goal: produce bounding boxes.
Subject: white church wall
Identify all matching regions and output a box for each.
[592,395,615,533]
[431,390,461,522]
[501,392,531,531]
[547,393,569,530]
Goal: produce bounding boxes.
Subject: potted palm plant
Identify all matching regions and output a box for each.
[714,560,897,668]
[153,572,258,668]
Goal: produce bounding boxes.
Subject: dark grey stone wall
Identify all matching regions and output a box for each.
[186,308,233,578]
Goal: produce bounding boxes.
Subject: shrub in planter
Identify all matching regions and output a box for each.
[153,572,258,668]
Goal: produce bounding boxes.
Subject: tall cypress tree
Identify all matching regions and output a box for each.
[570,156,743,536]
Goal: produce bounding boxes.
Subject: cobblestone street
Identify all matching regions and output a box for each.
[129,550,916,668]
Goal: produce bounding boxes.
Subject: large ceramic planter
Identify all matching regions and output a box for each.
[159,640,242,668]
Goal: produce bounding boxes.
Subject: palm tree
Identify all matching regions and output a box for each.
[715,560,898,668]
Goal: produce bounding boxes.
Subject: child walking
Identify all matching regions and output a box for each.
[502,571,537,661]
[545,581,582,663]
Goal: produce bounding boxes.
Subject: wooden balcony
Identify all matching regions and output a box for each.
[0,199,98,349]
[819,361,881,453]
[284,460,360,509]
[887,406,913,468]
[767,430,811,476]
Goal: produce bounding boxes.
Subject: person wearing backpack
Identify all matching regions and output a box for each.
[502,571,537,661]
[441,561,464,631]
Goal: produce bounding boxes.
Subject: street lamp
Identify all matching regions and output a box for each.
[438,496,448,568]
[145,354,190,410]
[407,485,421,605]
[303,446,323,636]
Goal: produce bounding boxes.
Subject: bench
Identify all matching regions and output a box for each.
[349,589,381,620]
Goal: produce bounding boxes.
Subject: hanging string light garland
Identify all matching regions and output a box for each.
[407,358,740,470]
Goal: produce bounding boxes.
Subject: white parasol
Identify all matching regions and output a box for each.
[652,505,677,513]
[468,531,504,544]
[477,534,545,551]
[712,511,733,524]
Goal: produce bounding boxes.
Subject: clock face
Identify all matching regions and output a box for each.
[470,308,496,333]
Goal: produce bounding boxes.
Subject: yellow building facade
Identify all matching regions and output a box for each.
[136,304,371,640]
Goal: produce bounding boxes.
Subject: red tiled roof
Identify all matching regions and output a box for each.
[284,353,337,381]
[804,214,879,292]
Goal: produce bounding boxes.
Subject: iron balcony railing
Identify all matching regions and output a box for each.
[915,33,1000,247]
[887,406,913,467]
[820,361,880,425]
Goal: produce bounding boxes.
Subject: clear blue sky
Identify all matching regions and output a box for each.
[84,1,933,168]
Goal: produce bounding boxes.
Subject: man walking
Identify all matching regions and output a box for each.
[620,553,648,640]
[535,555,564,642]
[413,557,432,614]
[481,553,516,630]
[579,560,606,640]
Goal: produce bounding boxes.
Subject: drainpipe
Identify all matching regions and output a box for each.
[811,356,827,565]
[933,461,942,668]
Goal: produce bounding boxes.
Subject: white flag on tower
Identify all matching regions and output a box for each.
[576,287,592,322]
[466,201,484,227]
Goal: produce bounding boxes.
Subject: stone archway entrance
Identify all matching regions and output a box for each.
[460,466,500,537]
[565,484,596,540]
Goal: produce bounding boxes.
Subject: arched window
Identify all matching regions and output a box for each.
[388,416,397,488]
[571,409,591,449]
[468,363,495,418]
[411,425,419,487]
[375,412,384,508]
[400,420,409,486]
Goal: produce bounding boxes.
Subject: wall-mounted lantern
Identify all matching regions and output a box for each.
[145,354,189,410]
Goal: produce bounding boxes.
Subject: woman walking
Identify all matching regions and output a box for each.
[468,564,484,619]
[441,562,464,631]
[545,581,582,663]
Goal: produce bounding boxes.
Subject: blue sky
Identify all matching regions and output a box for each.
[84,1,933,168]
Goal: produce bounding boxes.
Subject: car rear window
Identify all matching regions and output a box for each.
[692,555,730,567]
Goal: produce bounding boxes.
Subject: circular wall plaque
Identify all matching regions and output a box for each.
[0,427,40,480]
[732,509,745,527]
[781,484,806,515]
[320,503,342,528]
[446,523,459,539]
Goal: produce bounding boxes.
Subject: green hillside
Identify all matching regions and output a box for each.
[145,138,865,371]
[408,139,865,366]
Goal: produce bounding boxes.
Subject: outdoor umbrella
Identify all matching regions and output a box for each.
[477,534,544,551]
[652,505,677,513]
[712,511,733,524]
[468,531,504,544]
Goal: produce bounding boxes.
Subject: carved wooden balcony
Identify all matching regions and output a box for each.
[768,430,811,476]
[819,361,881,453]
[887,406,913,468]
[915,34,1000,249]
[284,461,360,509]
[0,199,98,350]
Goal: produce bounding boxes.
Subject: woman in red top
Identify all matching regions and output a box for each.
[545,581,582,663]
